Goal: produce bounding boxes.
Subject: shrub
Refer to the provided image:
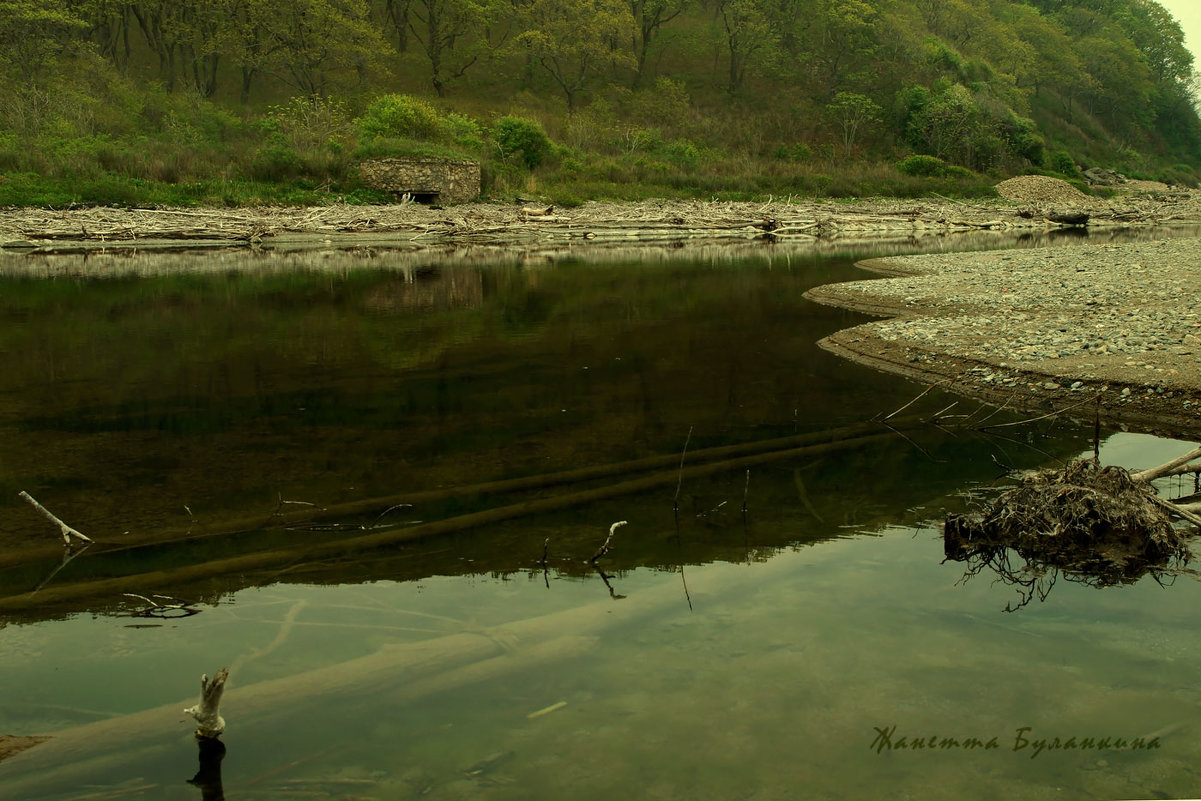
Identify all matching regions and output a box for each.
[1158,165,1198,188]
[627,77,692,128]
[772,142,812,162]
[266,95,353,152]
[356,94,444,141]
[250,134,303,181]
[660,139,700,170]
[1003,114,1044,165]
[493,116,551,169]
[1048,150,1083,180]
[444,112,484,151]
[351,136,470,162]
[896,154,947,176]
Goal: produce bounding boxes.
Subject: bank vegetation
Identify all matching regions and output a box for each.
[2,0,1200,208]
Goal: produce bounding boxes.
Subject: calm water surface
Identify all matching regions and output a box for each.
[1,235,1199,800]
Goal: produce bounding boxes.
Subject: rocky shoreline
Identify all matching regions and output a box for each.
[805,237,1201,438]
[3,184,1201,252]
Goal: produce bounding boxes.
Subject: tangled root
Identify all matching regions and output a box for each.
[945,458,1191,594]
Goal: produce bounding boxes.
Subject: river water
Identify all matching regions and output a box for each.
[1,233,1199,800]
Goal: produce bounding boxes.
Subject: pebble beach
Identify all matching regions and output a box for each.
[806,236,1201,437]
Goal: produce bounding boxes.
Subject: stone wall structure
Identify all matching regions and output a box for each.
[359,158,481,205]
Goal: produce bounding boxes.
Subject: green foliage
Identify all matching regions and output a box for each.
[444,113,485,152]
[2,0,1200,207]
[772,142,813,162]
[251,137,305,182]
[924,37,962,75]
[660,139,700,170]
[826,92,882,157]
[896,154,948,177]
[1048,150,1083,180]
[1157,164,1198,188]
[351,137,474,162]
[267,96,354,153]
[0,0,86,82]
[493,116,552,169]
[627,77,692,128]
[1000,114,1045,166]
[514,0,635,110]
[356,95,445,141]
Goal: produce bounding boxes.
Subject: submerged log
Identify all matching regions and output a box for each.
[0,421,922,614]
[0,554,792,795]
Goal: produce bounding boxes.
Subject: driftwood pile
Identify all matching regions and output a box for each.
[3,195,1199,253]
[945,445,1201,609]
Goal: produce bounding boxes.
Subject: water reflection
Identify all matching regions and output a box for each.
[3,238,1201,801]
[188,738,225,801]
[4,243,1048,622]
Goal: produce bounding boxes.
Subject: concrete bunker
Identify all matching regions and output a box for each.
[359,157,481,205]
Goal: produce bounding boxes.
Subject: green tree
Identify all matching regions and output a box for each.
[0,0,86,82]
[715,0,775,94]
[629,0,688,86]
[808,0,881,95]
[69,0,136,72]
[1116,0,1192,83]
[377,0,413,51]
[258,0,390,96]
[1075,33,1153,131]
[127,0,187,90]
[515,0,634,111]
[826,90,881,156]
[408,0,496,96]
[175,1,234,96]
[1007,3,1083,98]
[902,82,980,165]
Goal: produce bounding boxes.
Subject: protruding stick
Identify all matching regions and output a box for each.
[185,668,230,739]
[589,521,628,564]
[19,491,93,545]
[673,427,692,514]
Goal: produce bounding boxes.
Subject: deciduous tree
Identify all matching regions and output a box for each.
[0,0,86,82]
[826,90,880,155]
[408,0,496,96]
[258,0,390,96]
[629,0,688,86]
[515,0,634,111]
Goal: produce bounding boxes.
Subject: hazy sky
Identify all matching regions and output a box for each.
[1156,0,1201,66]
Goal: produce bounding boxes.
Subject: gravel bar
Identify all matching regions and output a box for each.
[805,237,1201,438]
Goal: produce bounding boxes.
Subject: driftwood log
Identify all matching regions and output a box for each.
[1044,209,1090,226]
[2,197,1196,256]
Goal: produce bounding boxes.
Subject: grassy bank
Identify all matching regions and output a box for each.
[0,89,1062,210]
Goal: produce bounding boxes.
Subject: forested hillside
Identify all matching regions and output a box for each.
[1,0,1198,206]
